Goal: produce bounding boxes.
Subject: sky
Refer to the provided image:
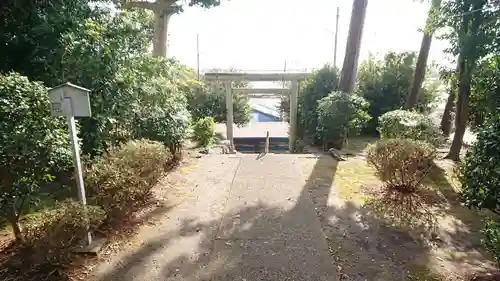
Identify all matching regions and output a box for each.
[168,0,452,72]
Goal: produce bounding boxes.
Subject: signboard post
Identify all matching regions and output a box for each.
[49,83,93,247]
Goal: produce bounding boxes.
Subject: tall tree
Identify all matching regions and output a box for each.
[122,0,224,57]
[0,0,94,85]
[440,67,457,136]
[406,0,442,108]
[339,0,368,93]
[439,0,499,160]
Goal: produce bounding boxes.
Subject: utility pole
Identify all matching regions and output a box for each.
[282,60,287,86]
[334,6,340,68]
[197,34,200,78]
[339,0,368,93]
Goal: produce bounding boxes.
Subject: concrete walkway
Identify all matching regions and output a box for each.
[93,154,337,281]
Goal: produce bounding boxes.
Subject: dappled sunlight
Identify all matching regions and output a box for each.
[299,149,497,280]
[87,149,497,281]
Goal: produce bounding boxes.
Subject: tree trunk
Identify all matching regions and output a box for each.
[406,35,433,108]
[153,11,172,57]
[440,88,455,136]
[446,62,471,161]
[6,204,24,242]
[339,0,368,93]
[406,0,441,109]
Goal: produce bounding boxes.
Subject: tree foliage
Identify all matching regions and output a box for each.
[469,55,500,130]
[61,8,192,155]
[186,74,252,126]
[192,117,216,147]
[117,0,224,10]
[459,114,500,211]
[293,65,340,143]
[355,52,439,134]
[482,219,500,264]
[0,0,94,85]
[316,91,371,149]
[378,110,443,147]
[436,0,500,160]
[0,73,72,241]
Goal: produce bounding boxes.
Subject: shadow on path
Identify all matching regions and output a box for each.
[95,154,492,281]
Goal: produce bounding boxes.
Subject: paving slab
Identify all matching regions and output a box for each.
[217,154,326,241]
[214,154,338,280]
[206,239,336,281]
[93,154,338,281]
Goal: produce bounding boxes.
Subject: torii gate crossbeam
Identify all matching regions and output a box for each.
[205,72,312,152]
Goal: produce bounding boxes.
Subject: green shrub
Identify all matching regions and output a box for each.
[295,65,340,143]
[459,117,500,211]
[0,72,72,241]
[133,83,190,156]
[482,219,500,264]
[367,139,436,192]
[378,110,444,147]
[356,52,439,134]
[469,56,500,131]
[85,140,170,219]
[20,200,105,267]
[61,11,156,156]
[61,13,190,157]
[186,79,252,126]
[193,117,216,147]
[316,91,371,149]
[23,200,105,250]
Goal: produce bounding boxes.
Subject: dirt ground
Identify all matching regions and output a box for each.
[299,138,497,281]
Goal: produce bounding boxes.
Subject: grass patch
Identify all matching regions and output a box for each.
[334,158,379,206]
[300,142,495,281]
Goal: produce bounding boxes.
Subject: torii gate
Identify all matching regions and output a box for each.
[204,72,312,152]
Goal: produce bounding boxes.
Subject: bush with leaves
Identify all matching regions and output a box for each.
[60,8,158,156]
[129,58,191,155]
[187,84,252,126]
[85,140,170,220]
[22,200,105,260]
[458,111,500,266]
[316,91,371,149]
[482,219,500,264]
[459,116,500,211]
[356,52,439,134]
[193,117,216,147]
[469,56,500,131]
[295,65,340,143]
[367,139,436,192]
[378,110,444,147]
[0,73,72,242]
[185,69,251,126]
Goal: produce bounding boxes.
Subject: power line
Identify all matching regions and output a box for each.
[451,5,500,17]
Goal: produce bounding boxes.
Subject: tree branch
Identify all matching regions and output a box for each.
[123,0,157,10]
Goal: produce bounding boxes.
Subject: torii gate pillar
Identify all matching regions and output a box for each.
[224,82,234,152]
[289,80,299,152]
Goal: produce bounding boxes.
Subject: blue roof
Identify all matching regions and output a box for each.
[251,103,280,118]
